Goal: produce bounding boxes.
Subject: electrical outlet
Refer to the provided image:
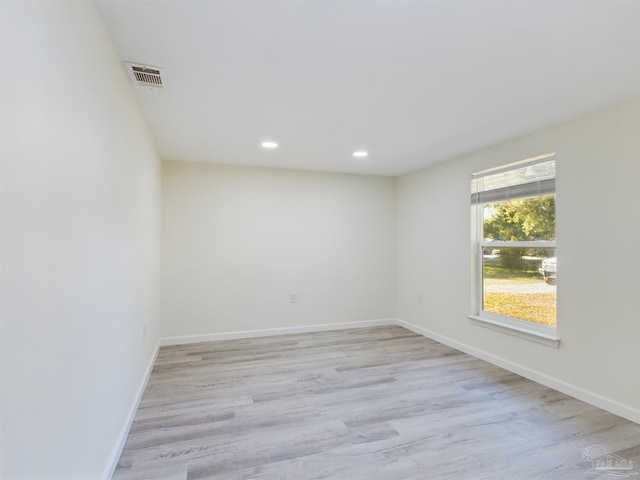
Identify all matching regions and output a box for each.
[290,292,297,303]
[417,293,423,304]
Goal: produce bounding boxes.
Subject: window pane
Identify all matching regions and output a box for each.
[483,194,555,242]
[483,247,556,327]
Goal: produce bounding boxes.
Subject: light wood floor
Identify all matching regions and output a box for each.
[113,326,640,479]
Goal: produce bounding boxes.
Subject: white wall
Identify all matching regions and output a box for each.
[396,99,640,420]
[161,162,396,337]
[0,2,161,479]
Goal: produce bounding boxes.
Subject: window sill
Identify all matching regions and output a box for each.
[468,314,561,348]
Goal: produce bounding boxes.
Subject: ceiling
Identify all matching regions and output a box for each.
[96,0,640,177]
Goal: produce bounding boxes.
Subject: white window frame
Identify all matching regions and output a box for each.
[468,153,560,348]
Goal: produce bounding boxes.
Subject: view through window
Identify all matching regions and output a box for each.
[472,156,556,328]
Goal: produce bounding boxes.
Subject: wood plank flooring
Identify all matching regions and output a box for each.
[113,326,640,479]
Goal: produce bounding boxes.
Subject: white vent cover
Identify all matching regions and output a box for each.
[124,62,164,89]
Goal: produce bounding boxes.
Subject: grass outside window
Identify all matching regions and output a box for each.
[482,259,556,327]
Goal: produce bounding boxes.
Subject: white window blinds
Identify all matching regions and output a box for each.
[471,156,556,204]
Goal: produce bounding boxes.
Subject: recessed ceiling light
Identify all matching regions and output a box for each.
[353,150,368,158]
[261,141,278,149]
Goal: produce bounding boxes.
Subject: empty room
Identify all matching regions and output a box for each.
[2,1,640,479]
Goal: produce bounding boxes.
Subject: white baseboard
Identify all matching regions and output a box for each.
[396,318,640,425]
[102,341,160,480]
[160,318,397,346]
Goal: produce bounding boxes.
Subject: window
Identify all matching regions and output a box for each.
[470,153,558,346]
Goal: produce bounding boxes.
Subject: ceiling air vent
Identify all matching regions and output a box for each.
[124,62,164,89]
